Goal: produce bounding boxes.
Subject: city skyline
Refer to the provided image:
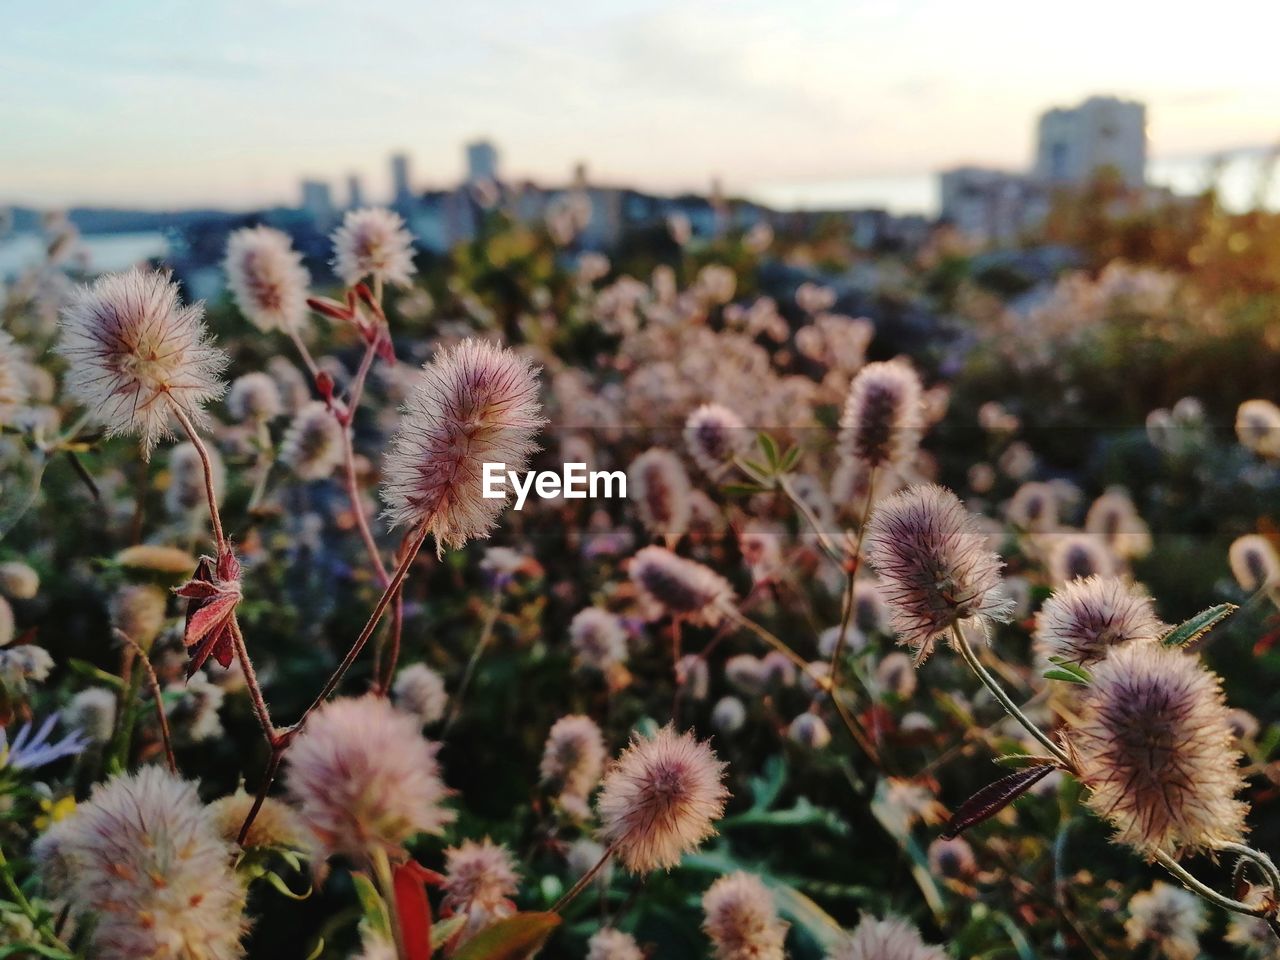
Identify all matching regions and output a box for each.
[4,0,1279,212]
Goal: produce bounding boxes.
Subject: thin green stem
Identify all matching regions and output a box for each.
[442,584,503,735]
[1153,849,1266,917]
[370,846,408,960]
[951,623,1073,769]
[0,844,66,951]
[552,842,618,914]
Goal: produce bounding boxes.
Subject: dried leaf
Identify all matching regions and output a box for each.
[942,764,1057,839]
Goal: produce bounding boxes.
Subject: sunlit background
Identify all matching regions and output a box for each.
[4,0,1279,212]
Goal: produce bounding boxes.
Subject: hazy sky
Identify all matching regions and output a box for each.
[3,0,1279,210]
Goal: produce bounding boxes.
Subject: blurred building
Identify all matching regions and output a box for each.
[1034,95,1146,189]
[300,179,335,227]
[346,174,364,210]
[939,167,1049,246]
[466,140,499,183]
[391,152,413,207]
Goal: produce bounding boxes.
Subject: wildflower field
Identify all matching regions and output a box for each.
[1,190,1279,960]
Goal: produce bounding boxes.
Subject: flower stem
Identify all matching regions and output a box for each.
[370,846,408,960]
[442,584,503,736]
[552,842,618,914]
[951,622,1074,769]
[171,405,225,552]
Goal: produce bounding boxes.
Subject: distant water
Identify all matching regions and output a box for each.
[0,231,169,279]
[746,152,1280,215]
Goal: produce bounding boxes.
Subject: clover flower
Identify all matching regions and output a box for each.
[381,339,544,552]
[0,561,38,601]
[332,207,417,288]
[441,838,521,938]
[166,440,225,517]
[0,330,30,427]
[838,360,923,471]
[629,546,734,627]
[57,268,227,457]
[285,695,454,861]
[540,714,606,801]
[684,404,749,475]
[207,790,314,854]
[1046,533,1119,585]
[587,928,645,960]
[109,583,168,647]
[597,725,728,873]
[1071,642,1248,855]
[1033,575,1164,666]
[280,401,343,481]
[825,915,947,960]
[1236,399,1280,458]
[63,688,117,744]
[1229,534,1279,593]
[392,662,448,725]
[1084,488,1152,559]
[224,226,311,332]
[1124,881,1205,960]
[628,447,692,539]
[569,607,629,676]
[701,871,788,960]
[226,371,283,423]
[33,766,247,960]
[864,484,1014,663]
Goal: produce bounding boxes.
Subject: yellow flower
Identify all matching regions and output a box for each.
[34,795,76,831]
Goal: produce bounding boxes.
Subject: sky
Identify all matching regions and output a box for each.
[3,0,1279,212]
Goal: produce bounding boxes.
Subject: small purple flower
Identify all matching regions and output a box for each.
[3,715,89,771]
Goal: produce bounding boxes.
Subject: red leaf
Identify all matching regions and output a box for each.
[394,861,434,960]
[942,763,1057,839]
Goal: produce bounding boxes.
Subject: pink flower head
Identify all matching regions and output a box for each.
[224,226,310,332]
[331,207,417,288]
[1072,642,1249,855]
[441,838,521,938]
[597,724,728,873]
[57,268,227,458]
[285,694,454,861]
[629,546,734,627]
[838,360,923,471]
[864,484,1014,662]
[1034,575,1164,666]
[382,339,544,553]
[701,871,788,960]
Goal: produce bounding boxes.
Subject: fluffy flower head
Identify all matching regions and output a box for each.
[701,871,788,960]
[597,724,728,873]
[382,340,544,552]
[1071,642,1248,855]
[224,226,310,332]
[1034,575,1164,665]
[57,268,227,457]
[285,694,454,860]
[864,484,1014,662]
[629,546,734,627]
[540,714,607,800]
[826,915,947,960]
[441,838,521,937]
[332,207,417,287]
[838,360,923,471]
[684,404,750,475]
[628,447,692,539]
[34,766,247,960]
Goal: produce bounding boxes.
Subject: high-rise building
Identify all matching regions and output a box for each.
[465,140,499,182]
[1034,95,1146,190]
[300,179,334,226]
[391,153,412,205]
[346,174,364,210]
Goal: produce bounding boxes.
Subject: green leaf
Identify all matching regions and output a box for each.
[450,912,561,960]
[757,432,780,469]
[777,445,802,474]
[1043,667,1089,685]
[747,754,787,811]
[65,659,125,689]
[431,913,469,949]
[721,483,766,497]
[262,869,313,901]
[0,944,77,959]
[1161,603,1238,647]
[739,458,772,481]
[351,872,390,940]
